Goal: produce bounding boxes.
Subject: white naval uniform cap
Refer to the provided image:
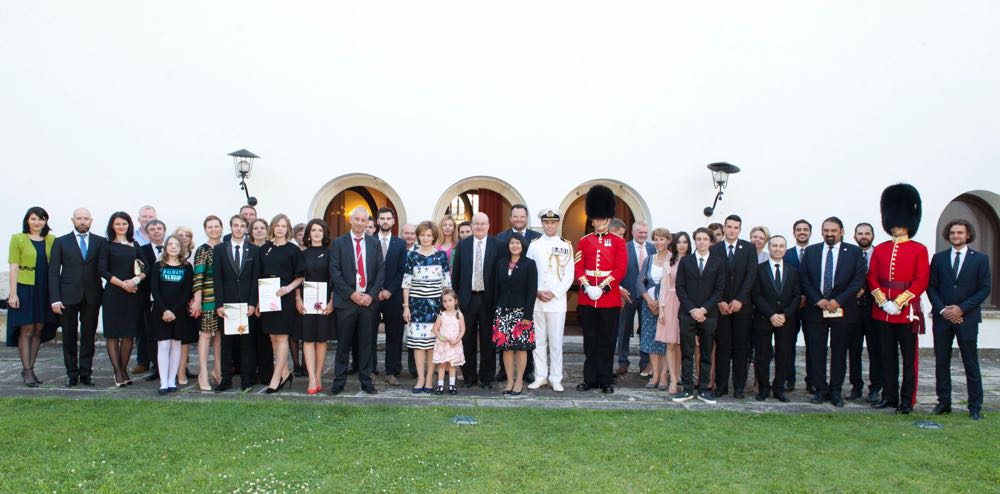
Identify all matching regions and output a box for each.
[538,208,562,221]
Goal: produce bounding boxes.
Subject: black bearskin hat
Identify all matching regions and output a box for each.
[585,185,617,220]
[880,183,922,236]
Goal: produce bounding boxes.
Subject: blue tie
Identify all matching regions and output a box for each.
[78,234,88,258]
[823,245,834,298]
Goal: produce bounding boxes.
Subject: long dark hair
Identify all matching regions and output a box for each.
[22,206,50,237]
[668,231,691,266]
[304,218,331,247]
[106,211,135,242]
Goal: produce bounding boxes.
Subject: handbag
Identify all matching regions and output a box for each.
[134,258,146,277]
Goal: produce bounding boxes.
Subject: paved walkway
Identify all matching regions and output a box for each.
[1,337,996,415]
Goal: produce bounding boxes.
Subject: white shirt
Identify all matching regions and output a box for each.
[75,231,91,256]
[231,240,244,268]
[632,240,647,265]
[951,245,969,276]
[378,232,392,258]
[819,242,842,294]
[770,259,784,281]
[695,251,710,271]
[151,242,165,261]
[351,233,368,292]
[526,234,574,312]
[795,244,808,262]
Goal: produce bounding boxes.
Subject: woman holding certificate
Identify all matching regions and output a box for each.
[259,214,305,394]
[98,212,149,387]
[296,219,334,395]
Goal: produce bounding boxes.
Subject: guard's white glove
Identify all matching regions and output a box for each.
[881,301,901,316]
[585,285,604,301]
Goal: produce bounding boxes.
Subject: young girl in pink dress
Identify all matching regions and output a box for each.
[432,288,465,395]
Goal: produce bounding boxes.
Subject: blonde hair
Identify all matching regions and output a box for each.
[438,215,458,246]
[268,214,294,242]
[173,226,194,247]
[749,226,771,242]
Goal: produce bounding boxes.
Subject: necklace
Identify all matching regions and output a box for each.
[654,251,669,264]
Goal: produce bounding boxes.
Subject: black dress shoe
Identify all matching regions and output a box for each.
[362,385,378,395]
[932,403,952,415]
[576,383,596,392]
[784,381,795,392]
[214,381,232,393]
[734,390,746,400]
[806,384,816,394]
[66,377,79,387]
[462,379,479,388]
[601,385,614,394]
[80,376,95,386]
[329,387,344,396]
[895,406,912,415]
[873,400,898,409]
[809,394,825,405]
[145,373,159,382]
[479,382,494,390]
[866,390,882,404]
[775,393,790,403]
[830,395,845,407]
[969,410,983,420]
[754,392,767,402]
[847,388,863,400]
[495,372,507,382]
[712,389,726,398]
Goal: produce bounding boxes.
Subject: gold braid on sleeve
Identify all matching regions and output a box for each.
[893,290,916,309]
[871,288,887,306]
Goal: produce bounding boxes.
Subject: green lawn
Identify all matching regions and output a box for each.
[0,398,996,493]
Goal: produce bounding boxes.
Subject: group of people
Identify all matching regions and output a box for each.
[5,184,991,418]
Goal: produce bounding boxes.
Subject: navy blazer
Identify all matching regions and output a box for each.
[48,232,106,306]
[783,244,808,269]
[378,235,407,304]
[329,233,385,310]
[496,229,542,249]
[451,235,501,309]
[799,242,866,322]
[927,248,992,325]
[675,253,727,317]
[622,240,656,303]
[710,239,758,305]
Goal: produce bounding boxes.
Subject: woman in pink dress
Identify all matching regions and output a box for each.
[436,215,458,265]
[658,231,689,394]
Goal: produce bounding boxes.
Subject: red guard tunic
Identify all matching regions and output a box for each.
[868,236,930,326]
[574,232,628,309]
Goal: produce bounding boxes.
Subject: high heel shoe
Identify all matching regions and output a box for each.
[264,386,280,394]
[29,368,42,385]
[307,387,319,395]
[278,373,293,391]
[22,370,38,388]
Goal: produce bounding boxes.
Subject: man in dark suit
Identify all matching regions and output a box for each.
[614,220,655,376]
[850,222,882,402]
[212,215,260,392]
[495,204,542,382]
[709,214,757,399]
[49,208,106,387]
[799,217,866,407]
[782,218,812,392]
[371,207,407,386]
[329,206,385,395]
[672,227,726,404]
[928,219,992,420]
[137,219,167,380]
[751,235,800,402]
[451,212,501,389]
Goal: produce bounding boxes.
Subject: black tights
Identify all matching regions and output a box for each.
[17,324,42,378]
[106,337,134,383]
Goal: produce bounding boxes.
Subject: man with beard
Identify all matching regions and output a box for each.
[849,222,882,402]
[369,207,407,385]
[49,208,107,386]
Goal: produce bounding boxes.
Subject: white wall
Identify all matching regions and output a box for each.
[2,1,998,344]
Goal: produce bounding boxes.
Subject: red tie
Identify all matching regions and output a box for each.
[355,237,366,289]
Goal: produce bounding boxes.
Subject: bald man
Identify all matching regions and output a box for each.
[49,208,107,386]
[451,212,502,388]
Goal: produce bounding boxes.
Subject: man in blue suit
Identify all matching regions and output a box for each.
[799,217,866,407]
[370,207,408,386]
[782,219,812,392]
[615,220,655,376]
[928,219,992,420]
[495,204,542,382]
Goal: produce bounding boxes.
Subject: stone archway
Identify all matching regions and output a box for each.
[431,176,529,236]
[935,189,1000,309]
[308,174,407,238]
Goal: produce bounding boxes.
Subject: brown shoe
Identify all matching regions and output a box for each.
[385,374,400,386]
[131,363,149,374]
[615,365,629,376]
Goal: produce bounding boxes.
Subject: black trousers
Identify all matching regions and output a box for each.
[805,317,850,397]
[933,318,982,412]
[754,317,795,396]
[136,301,157,366]
[252,315,273,384]
[680,314,717,393]
[378,299,405,376]
[61,300,100,379]
[879,321,918,407]
[332,305,376,389]
[849,312,883,393]
[579,305,619,387]
[461,292,496,385]
[221,331,257,389]
[715,308,752,394]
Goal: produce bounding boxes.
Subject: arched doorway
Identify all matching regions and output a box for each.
[935,190,1000,309]
[432,176,528,236]
[558,179,652,330]
[308,174,407,238]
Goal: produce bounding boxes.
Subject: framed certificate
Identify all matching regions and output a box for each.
[302,281,328,315]
[258,277,282,312]
[223,303,249,335]
[823,308,844,318]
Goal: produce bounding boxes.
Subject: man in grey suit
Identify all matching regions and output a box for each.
[329,206,385,395]
[615,220,655,376]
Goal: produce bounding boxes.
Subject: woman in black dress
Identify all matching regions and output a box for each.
[99,212,148,387]
[260,214,305,393]
[249,218,273,384]
[150,235,194,394]
[296,219,335,395]
[492,233,538,396]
